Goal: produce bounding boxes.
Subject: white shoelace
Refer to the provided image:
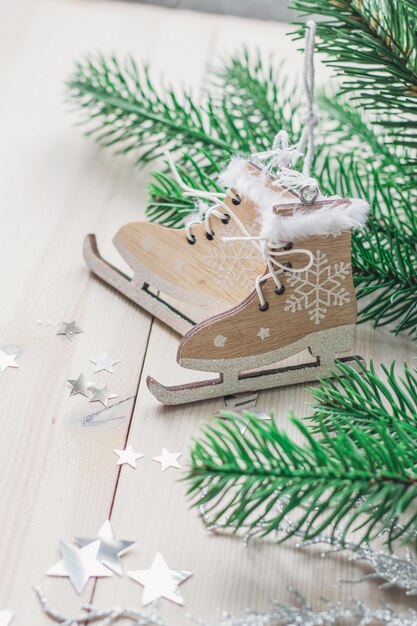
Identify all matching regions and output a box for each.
[165,20,319,308]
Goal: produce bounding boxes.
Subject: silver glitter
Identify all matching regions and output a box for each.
[75,520,135,576]
[35,587,417,626]
[35,587,166,625]
[57,321,84,341]
[300,534,417,595]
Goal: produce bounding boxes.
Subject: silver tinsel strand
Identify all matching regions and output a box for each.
[35,587,417,626]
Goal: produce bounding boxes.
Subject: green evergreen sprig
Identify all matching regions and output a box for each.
[292,0,417,156]
[186,362,417,548]
[66,54,235,166]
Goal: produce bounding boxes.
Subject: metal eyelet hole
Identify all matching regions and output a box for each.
[259,302,269,312]
[206,231,214,241]
[187,235,196,245]
[221,214,230,224]
[284,261,293,269]
[300,183,319,205]
[275,285,286,296]
[283,242,293,251]
[232,194,241,206]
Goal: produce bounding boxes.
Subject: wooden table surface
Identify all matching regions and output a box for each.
[0,1,415,624]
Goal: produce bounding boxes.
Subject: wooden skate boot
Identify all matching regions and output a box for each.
[147,195,370,404]
[84,160,296,335]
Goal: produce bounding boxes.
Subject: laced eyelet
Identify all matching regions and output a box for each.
[232,194,241,206]
[284,261,293,269]
[206,231,214,241]
[187,234,196,245]
[259,302,269,312]
[283,242,293,251]
[275,285,286,296]
[221,214,230,224]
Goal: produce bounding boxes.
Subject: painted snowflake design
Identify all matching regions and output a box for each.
[284,250,351,325]
[204,225,258,292]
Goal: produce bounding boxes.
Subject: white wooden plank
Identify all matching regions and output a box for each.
[0,1,415,624]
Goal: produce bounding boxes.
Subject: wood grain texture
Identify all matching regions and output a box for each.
[0,1,415,624]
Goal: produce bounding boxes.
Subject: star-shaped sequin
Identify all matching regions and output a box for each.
[57,320,84,341]
[128,552,192,606]
[257,328,270,341]
[0,351,19,373]
[89,385,118,407]
[67,373,92,397]
[47,540,112,594]
[114,445,144,469]
[90,352,120,374]
[0,610,14,626]
[75,520,135,576]
[152,448,182,472]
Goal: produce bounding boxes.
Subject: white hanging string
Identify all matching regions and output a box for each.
[164,21,319,307]
[252,20,319,203]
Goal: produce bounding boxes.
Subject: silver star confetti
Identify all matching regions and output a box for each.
[75,520,135,576]
[89,385,118,407]
[152,448,182,472]
[0,350,19,373]
[47,540,112,594]
[128,552,192,606]
[90,352,120,374]
[67,373,93,398]
[0,611,14,626]
[57,320,84,341]
[114,445,144,469]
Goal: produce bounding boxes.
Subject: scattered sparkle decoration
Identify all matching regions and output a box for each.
[152,448,182,472]
[0,610,14,626]
[300,533,417,595]
[90,353,120,374]
[34,587,417,626]
[0,350,19,373]
[47,540,113,594]
[75,520,135,576]
[114,445,144,469]
[35,587,166,626]
[67,373,92,398]
[89,385,118,407]
[57,321,84,341]
[127,552,192,606]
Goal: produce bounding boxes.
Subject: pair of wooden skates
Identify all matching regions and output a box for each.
[84,157,369,405]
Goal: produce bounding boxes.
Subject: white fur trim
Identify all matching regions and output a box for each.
[219,157,370,241]
[260,197,370,242]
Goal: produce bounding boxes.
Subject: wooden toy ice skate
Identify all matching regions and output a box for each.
[84,158,296,335]
[147,181,370,405]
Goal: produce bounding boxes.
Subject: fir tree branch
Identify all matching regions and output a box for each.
[310,360,417,435]
[292,0,417,154]
[186,363,417,548]
[66,54,236,166]
[209,49,301,151]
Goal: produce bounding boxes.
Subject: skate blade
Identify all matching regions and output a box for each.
[83,234,195,336]
[147,355,365,406]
